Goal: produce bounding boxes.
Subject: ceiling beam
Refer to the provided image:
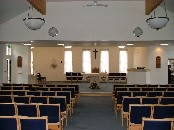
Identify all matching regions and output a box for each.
[145,0,164,15]
[27,0,46,15]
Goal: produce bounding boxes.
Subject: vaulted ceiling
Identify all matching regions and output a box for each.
[0,0,174,25]
[0,0,174,47]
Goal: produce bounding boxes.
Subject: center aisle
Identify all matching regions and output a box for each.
[64,96,127,130]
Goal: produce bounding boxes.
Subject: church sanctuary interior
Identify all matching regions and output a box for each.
[0,0,174,130]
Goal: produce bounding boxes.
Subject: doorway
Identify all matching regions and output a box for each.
[168,59,174,84]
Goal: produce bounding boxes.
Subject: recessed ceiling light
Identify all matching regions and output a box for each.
[23,43,32,46]
[118,46,125,48]
[160,43,169,46]
[57,44,64,46]
[127,44,134,46]
[31,41,33,42]
[65,46,72,48]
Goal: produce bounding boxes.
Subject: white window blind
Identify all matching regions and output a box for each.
[64,50,73,73]
[119,50,128,73]
[82,50,91,73]
[100,50,109,73]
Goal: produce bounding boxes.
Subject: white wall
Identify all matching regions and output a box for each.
[33,46,134,81]
[147,46,174,84]
[0,44,3,85]
[11,45,29,84]
[133,47,148,68]
[0,1,174,42]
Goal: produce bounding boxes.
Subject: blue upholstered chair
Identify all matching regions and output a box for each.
[163,92,174,97]
[56,91,72,115]
[148,92,163,97]
[0,116,19,130]
[13,96,30,104]
[26,91,41,96]
[142,118,173,130]
[48,96,68,126]
[0,95,13,103]
[38,104,62,129]
[16,104,38,117]
[153,105,174,119]
[121,97,141,126]
[142,97,159,104]
[41,91,56,96]
[0,103,16,116]
[13,91,26,96]
[133,92,147,97]
[30,96,48,104]
[129,105,152,130]
[160,97,174,104]
[20,117,48,130]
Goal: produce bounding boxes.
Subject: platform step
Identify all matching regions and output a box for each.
[80,92,112,96]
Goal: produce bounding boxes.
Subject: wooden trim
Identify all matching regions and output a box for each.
[27,0,46,15]
[145,0,164,15]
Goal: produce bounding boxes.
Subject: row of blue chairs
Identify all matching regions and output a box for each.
[121,97,174,126]
[115,91,174,104]
[128,105,174,130]
[0,86,80,103]
[0,103,62,130]
[0,93,73,117]
[115,96,174,115]
[113,84,174,89]
[0,116,48,130]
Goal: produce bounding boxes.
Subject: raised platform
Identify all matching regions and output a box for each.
[80,92,112,96]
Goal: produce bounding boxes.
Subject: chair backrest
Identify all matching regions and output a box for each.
[142,88,154,91]
[160,97,174,104]
[61,87,75,98]
[117,91,132,104]
[26,91,41,96]
[142,97,159,104]
[16,104,38,117]
[13,96,30,104]
[153,105,174,119]
[45,84,56,87]
[163,92,174,97]
[48,96,67,112]
[0,116,19,130]
[0,95,13,103]
[20,117,48,130]
[41,91,56,96]
[49,87,61,91]
[129,105,152,124]
[155,87,167,91]
[133,91,147,97]
[123,97,141,113]
[129,87,141,91]
[0,91,12,95]
[68,84,79,94]
[30,96,48,104]
[148,91,163,97]
[115,88,128,97]
[1,86,12,90]
[12,91,26,96]
[142,118,173,130]
[0,103,16,116]
[56,91,71,105]
[38,104,61,123]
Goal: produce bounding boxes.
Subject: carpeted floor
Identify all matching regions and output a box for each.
[64,96,127,130]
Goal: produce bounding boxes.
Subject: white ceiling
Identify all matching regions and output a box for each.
[0,0,174,47]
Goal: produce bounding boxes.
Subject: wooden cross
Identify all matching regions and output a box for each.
[93,49,98,59]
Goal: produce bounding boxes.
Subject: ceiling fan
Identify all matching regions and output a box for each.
[83,0,108,7]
